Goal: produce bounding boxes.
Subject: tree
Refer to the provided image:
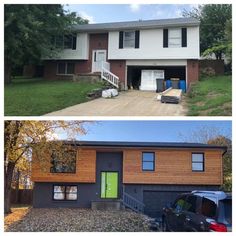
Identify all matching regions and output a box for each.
[208,136,232,191]
[183,4,232,59]
[4,4,88,84]
[4,121,88,214]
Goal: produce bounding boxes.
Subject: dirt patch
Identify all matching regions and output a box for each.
[5,208,153,232]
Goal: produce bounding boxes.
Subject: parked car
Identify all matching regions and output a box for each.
[162,191,232,232]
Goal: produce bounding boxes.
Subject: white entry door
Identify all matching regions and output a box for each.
[92,50,107,72]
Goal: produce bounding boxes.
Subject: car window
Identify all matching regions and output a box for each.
[184,195,198,213]
[201,197,217,218]
[173,196,186,212]
[218,199,232,225]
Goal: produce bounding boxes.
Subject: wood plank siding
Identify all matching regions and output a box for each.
[32,147,223,185]
[123,149,223,185]
[32,149,96,183]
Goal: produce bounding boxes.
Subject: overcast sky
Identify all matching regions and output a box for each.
[64,4,199,24]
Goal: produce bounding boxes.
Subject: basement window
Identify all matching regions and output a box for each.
[53,185,78,201]
[57,62,75,75]
[142,152,155,171]
[192,153,204,172]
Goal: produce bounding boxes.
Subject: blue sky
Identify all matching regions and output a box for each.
[64,4,198,23]
[62,120,232,143]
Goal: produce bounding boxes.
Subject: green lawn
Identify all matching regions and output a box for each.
[187,75,232,116]
[5,77,104,116]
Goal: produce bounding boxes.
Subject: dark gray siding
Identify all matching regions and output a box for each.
[33,152,123,208]
[124,184,220,218]
[96,152,123,199]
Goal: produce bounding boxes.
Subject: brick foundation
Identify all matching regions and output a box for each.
[187,59,199,88]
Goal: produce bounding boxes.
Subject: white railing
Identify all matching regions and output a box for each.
[101,62,119,88]
[102,61,110,71]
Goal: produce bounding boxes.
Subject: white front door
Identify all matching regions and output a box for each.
[92,50,107,72]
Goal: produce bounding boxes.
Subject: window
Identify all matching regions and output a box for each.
[192,153,204,172]
[64,35,73,49]
[54,35,76,50]
[51,150,76,173]
[53,185,77,201]
[184,195,198,213]
[142,152,155,171]
[201,197,217,218]
[124,31,135,48]
[168,29,181,48]
[57,62,75,75]
[173,196,187,212]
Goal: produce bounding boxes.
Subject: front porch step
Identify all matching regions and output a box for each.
[91,200,122,211]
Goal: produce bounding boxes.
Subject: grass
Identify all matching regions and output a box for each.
[5,77,104,116]
[187,75,232,116]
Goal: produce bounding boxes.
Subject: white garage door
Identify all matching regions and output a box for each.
[140,70,164,91]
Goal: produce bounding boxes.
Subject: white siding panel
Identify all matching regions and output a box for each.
[46,33,89,60]
[108,26,199,60]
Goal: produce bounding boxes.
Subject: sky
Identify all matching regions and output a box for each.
[57,120,232,143]
[64,4,198,24]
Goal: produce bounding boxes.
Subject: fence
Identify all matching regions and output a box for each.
[11,189,33,205]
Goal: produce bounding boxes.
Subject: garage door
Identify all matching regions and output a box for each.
[140,70,164,91]
[143,191,182,218]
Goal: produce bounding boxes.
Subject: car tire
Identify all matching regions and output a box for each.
[162,218,169,232]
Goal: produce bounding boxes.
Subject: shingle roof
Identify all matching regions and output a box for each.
[72,17,200,32]
[62,140,226,150]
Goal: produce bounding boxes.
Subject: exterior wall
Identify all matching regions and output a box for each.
[108,26,200,60]
[110,60,126,89]
[45,33,89,60]
[126,59,187,67]
[187,59,199,87]
[44,33,109,79]
[32,149,96,183]
[123,149,222,185]
[33,182,96,208]
[33,151,123,208]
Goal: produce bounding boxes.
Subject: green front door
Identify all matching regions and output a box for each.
[101,172,118,198]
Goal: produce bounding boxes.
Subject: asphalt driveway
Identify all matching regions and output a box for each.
[45,90,187,116]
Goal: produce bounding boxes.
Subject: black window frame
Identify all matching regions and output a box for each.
[192,152,205,172]
[53,185,78,201]
[50,149,77,174]
[142,152,155,171]
[57,62,75,75]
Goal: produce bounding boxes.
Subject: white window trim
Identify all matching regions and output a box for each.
[123,31,135,48]
[56,62,75,75]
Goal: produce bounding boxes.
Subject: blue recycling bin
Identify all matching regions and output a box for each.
[165,80,172,89]
[179,80,186,92]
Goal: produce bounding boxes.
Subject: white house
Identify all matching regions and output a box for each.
[44,17,200,91]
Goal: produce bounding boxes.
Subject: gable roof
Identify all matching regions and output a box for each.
[62,140,226,151]
[72,17,200,32]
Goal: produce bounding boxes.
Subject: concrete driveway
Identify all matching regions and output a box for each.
[45,90,187,116]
